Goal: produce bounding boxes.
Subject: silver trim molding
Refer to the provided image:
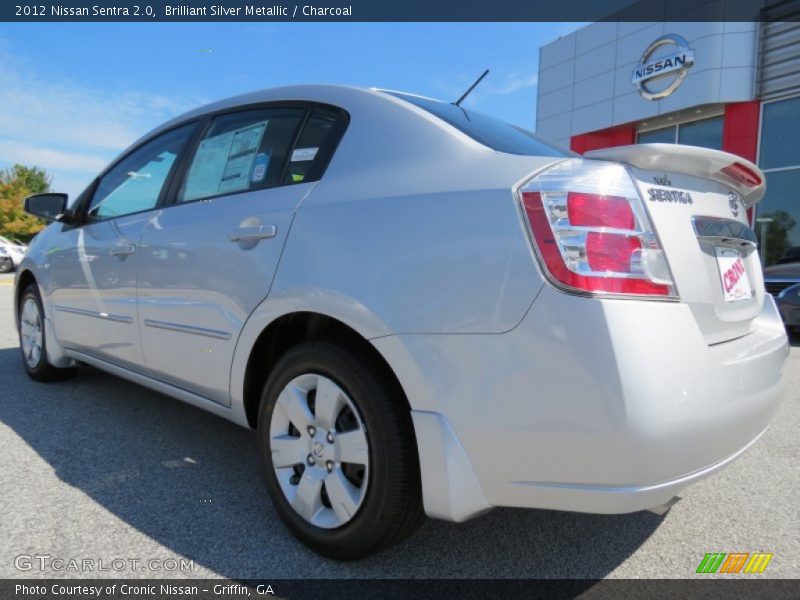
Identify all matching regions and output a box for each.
[54,305,133,324]
[692,215,758,250]
[143,318,232,341]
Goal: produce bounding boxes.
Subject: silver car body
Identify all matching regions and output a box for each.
[14,85,788,522]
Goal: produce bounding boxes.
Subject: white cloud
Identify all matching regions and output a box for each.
[0,45,205,196]
[0,140,109,172]
[431,70,539,108]
[485,73,539,96]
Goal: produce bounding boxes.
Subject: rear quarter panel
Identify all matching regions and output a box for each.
[271,184,542,335]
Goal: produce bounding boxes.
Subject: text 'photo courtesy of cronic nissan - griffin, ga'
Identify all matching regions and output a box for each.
[14,84,788,560]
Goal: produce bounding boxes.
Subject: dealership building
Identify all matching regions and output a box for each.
[535,14,800,271]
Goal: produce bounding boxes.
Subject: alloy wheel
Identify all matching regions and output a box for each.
[20,297,43,369]
[269,373,369,528]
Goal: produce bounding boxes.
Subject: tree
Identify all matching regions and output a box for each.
[0,164,52,242]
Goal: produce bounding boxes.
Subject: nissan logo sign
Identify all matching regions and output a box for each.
[632,34,695,100]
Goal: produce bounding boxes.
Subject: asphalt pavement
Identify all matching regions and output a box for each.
[0,274,798,579]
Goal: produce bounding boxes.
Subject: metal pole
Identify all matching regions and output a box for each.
[756,218,773,268]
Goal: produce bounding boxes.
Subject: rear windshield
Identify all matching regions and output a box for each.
[386,91,568,157]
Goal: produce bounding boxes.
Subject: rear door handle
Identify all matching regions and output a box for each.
[229,224,277,242]
[110,243,136,257]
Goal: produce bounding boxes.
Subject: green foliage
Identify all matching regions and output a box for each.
[0,164,52,242]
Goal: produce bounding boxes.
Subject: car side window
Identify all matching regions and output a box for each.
[87,124,195,221]
[284,110,339,184]
[178,109,305,203]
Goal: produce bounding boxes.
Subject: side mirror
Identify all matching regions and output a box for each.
[24,193,68,222]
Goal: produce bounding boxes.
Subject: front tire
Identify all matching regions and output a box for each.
[257,341,424,560]
[18,284,76,381]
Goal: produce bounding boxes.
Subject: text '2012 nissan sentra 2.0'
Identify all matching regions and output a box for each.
[15,85,788,559]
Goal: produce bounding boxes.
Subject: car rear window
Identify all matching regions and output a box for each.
[385,91,568,157]
[179,109,305,202]
[283,109,339,184]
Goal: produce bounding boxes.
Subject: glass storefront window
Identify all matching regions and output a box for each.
[678,116,723,150]
[637,126,676,144]
[637,116,723,149]
[757,170,800,267]
[759,95,800,170]
[758,96,800,273]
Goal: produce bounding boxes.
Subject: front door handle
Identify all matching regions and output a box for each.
[110,243,136,257]
[229,224,277,243]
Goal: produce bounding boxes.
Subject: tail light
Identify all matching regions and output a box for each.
[518,159,677,298]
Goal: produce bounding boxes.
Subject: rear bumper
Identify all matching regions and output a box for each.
[378,288,788,521]
[487,422,769,515]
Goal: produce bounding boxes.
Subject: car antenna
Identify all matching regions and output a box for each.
[454,69,490,107]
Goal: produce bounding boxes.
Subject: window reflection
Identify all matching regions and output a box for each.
[758,96,800,272]
[637,126,675,144]
[757,171,800,267]
[760,96,800,170]
[636,116,723,150]
[678,116,723,150]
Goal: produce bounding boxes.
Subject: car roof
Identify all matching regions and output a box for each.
[117,84,498,172]
[108,84,562,200]
[145,84,406,139]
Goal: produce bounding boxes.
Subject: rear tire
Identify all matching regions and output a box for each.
[18,284,76,382]
[257,340,424,560]
[0,262,11,273]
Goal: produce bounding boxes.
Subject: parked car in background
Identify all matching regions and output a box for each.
[14,85,789,559]
[764,261,800,297]
[0,235,27,272]
[776,283,800,334]
[0,247,14,273]
[773,246,800,265]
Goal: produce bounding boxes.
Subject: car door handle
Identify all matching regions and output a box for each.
[110,243,136,257]
[228,225,277,242]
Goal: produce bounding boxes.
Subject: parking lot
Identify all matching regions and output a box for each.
[0,271,798,579]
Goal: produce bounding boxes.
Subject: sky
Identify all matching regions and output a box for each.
[0,22,585,198]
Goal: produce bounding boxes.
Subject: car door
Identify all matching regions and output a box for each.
[48,123,197,371]
[137,106,343,405]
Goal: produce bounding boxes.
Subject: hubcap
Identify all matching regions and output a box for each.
[19,297,43,369]
[270,373,369,529]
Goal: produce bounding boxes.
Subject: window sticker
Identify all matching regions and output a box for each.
[184,120,268,201]
[218,122,268,193]
[251,152,270,183]
[291,147,318,162]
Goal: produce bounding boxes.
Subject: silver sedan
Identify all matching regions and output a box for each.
[15,85,788,559]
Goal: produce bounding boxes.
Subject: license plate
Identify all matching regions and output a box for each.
[715,247,752,302]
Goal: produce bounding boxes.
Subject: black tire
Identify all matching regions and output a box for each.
[257,341,425,560]
[0,262,12,274]
[18,283,76,382]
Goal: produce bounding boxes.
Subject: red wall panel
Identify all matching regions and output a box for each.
[570,125,636,154]
[722,101,761,223]
[722,101,760,162]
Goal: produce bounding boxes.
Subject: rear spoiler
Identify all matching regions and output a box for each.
[584,143,766,207]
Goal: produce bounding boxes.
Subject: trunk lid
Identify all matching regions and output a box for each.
[585,144,766,345]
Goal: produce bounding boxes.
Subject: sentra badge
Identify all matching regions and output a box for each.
[648,187,693,204]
